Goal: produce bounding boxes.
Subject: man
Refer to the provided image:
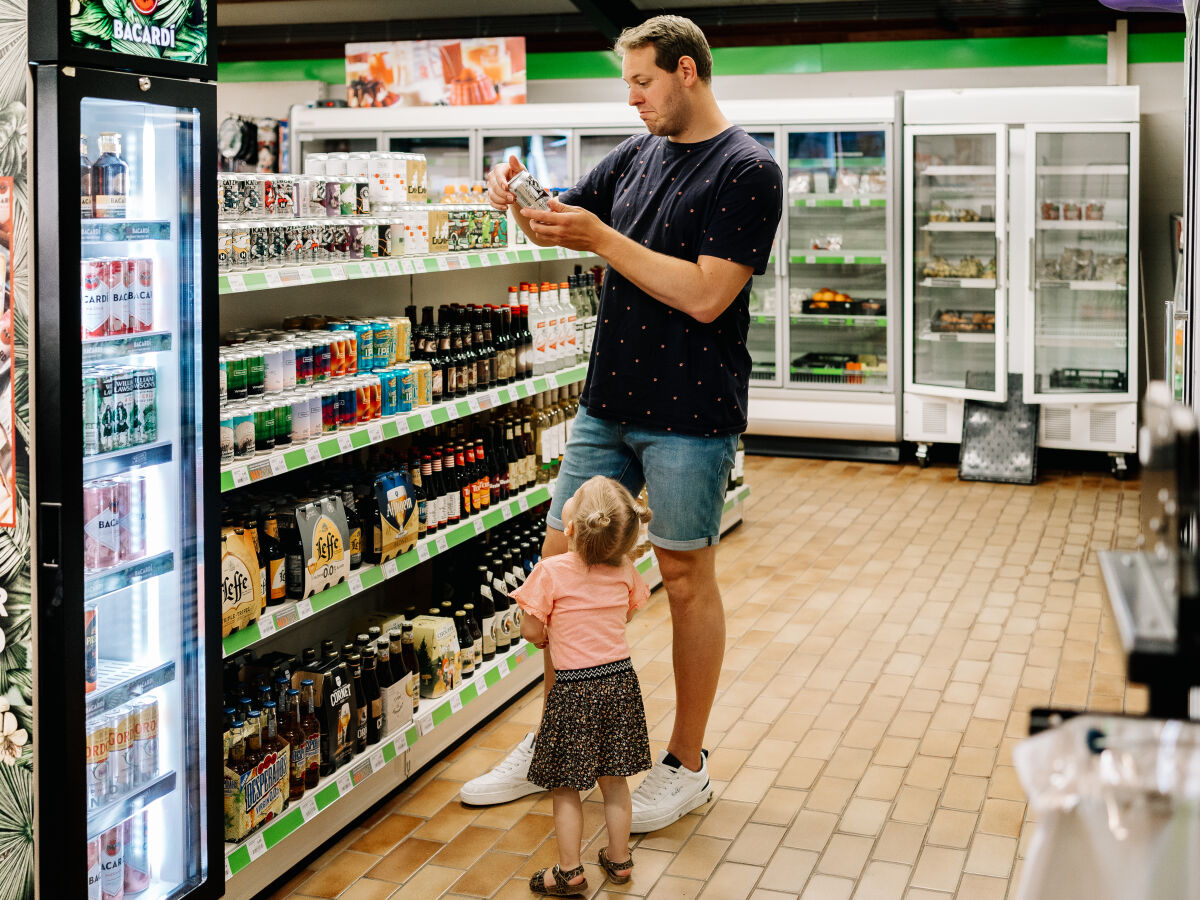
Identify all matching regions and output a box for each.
[460,14,782,833]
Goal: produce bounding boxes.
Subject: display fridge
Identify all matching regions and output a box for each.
[29,5,222,897]
[902,87,1140,476]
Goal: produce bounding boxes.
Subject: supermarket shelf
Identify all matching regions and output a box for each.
[789,157,885,169]
[1036,220,1126,232]
[84,439,173,480]
[218,247,597,295]
[222,482,556,658]
[1036,280,1126,292]
[789,252,887,265]
[918,166,995,177]
[1034,327,1127,348]
[791,194,887,208]
[88,771,176,840]
[918,327,996,343]
[86,659,176,720]
[920,222,996,232]
[85,550,174,602]
[82,331,172,364]
[918,278,997,289]
[790,315,887,326]
[220,365,588,493]
[1037,164,1128,175]
[81,219,172,243]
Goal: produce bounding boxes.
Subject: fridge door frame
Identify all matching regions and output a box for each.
[31,63,222,900]
[781,120,896,396]
[903,123,1009,403]
[1020,122,1140,405]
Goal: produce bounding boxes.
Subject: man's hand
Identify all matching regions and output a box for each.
[521,198,613,254]
[486,153,525,213]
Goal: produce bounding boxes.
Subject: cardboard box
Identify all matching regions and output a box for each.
[293,656,356,775]
[223,733,290,841]
[221,527,263,637]
[292,495,351,598]
[411,614,460,699]
[371,470,419,562]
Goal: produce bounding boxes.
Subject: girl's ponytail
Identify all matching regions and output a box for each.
[570,477,650,567]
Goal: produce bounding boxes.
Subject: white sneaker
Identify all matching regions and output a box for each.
[459,732,546,806]
[630,749,713,833]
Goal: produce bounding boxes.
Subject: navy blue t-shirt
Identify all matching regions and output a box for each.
[560,126,782,436]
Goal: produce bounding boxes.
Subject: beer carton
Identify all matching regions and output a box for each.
[381,668,412,736]
[292,656,356,776]
[221,527,263,637]
[223,736,290,841]
[428,207,449,255]
[371,470,419,562]
[411,614,460,699]
[292,495,351,597]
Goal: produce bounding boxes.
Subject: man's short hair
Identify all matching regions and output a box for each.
[614,15,713,84]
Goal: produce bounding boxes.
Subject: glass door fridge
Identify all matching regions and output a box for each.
[388,134,471,203]
[482,131,570,192]
[905,126,1008,402]
[32,65,221,899]
[1021,126,1138,405]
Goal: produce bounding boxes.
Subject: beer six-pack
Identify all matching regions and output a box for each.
[81,256,154,340]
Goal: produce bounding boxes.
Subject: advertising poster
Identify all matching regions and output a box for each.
[69,0,208,64]
[346,37,527,108]
[0,177,12,530]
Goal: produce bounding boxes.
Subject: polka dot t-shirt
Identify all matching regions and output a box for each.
[559,126,783,436]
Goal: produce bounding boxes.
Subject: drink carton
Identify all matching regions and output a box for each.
[221,527,263,637]
[371,470,419,562]
[293,656,356,775]
[291,495,351,597]
[410,614,460,699]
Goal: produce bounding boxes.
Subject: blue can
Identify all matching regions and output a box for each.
[339,385,357,428]
[371,321,392,369]
[353,323,374,372]
[321,388,339,432]
[378,370,397,416]
[395,363,417,412]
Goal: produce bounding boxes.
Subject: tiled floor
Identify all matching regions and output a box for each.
[267,456,1143,900]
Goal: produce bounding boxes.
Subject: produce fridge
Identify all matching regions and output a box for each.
[902,87,1140,476]
[29,4,222,898]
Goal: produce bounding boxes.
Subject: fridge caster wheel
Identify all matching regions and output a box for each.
[916,444,931,468]
[1110,453,1129,480]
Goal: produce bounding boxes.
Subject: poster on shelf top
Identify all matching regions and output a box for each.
[345,37,526,108]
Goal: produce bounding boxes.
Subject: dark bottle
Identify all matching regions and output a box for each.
[279,688,307,801]
[342,487,363,569]
[355,633,371,653]
[462,603,484,670]
[506,419,524,493]
[444,447,461,526]
[479,307,496,388]
[91,131,128,219]
[299,679,321,789]
[227,718,251,781]
[460,317,479,395]
[362,648,383,745]
[387,630,406,694]
[466,443,483,515]
[518,304,533,379]
[421,453,438,534]
[476,565,497,661]
[497,303,515,385]
[475,438,494,511]
[376,637,396,692]
[283,513,306,600]
[274,674,291,710]
[246,517,268,613]
[243,710,264,767]
[493,421,510,500]
[400,625,421,715]
[261,514,287,605]
[260,701,290,800]
[408,450,427,538]
[454,610,476,678]
[438,323,455,400]
[489,562,512,653]
[80,134,92,219]
[428,323,444,402]
[431,450,449,531]
[457,443,474,519]
[349,653,368,754]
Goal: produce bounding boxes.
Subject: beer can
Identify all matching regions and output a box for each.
[339,179,356,217]
[393,316,412,363]
[341,328,359,376]
[370,378,382,420]
[293,338,314,386]
[329,332,347,379]
[132,367,156,445]
[231,224,250,271]
[372,321,393,369]
[389,151,408,198]
[313,337,332,383]
[218,356,227,405]
[108,706,135,796]
[83,376,101,457]
[245,350,265,397]
[83,478,118,569]
[106,259,129,337]
[507,170,552,212]
[233,405,255,459]
[273,400,292,448]
[303,152,327,176]
[226,352,248,401]
[368,152,390,205]
[379,370,396,416]
[116,474,147,560]
[290,395,310,444]
[82,259,110,339]
[278,342,297,391]
[321,389,339,433]
[339,385,357,428]
[323,180,341,216]
[219,173,242,219]
[97,371,117,453]
[396,364,417,412]
[85,600,99,693]
[263,346,284,394]
[248,223,269,268]
[306,178,328,218]
[378,221,392,258]
[352,323,374,373]
[331,222,350,260]
[253,403,276,454]
[412,360,433,407]
[241,174,264,218]
[101,825,123,900]
[306,391,323,439]
[284,222,304,266]
[356,379,372,424]
[262,176,276,217]
[265,222,286,268]
[217,225,232,272]
[86,719,111,808]
[88,837,102,899]
[348,222,363,260]
[274,174,295,217]
[347,151,370,177]
[220,408,234,464]
[389,218,406,257]
[325,152,349,176]
[113,368,134,449]
[123,814,151,894]
[355,177,371,215]
[362,221,379,259]
[133,696,159,782]
[132,258,153,333]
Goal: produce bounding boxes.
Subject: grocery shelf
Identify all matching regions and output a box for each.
[1034,326,1127,348]
[1035,280,1126,292]
[790,315,887,327]
[218,247,598,295]
[1036,164,1128,176]
[918,327,996,343]
[82,331,172,364]
[88,771,177,840]
[791,194,887,208]
[918,165,995,177]
[1036,220,1126,232]
[789,157,885,169]
[918,278,997,289]
[220,364,588,493]
[86,659,176,720]
[222,482,556,658]
[83,439,173,480]
[920,222,996,232]
[85,550,174,602]
[789,252,887,265]
[81,219,172,243]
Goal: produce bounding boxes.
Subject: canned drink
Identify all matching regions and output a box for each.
[369,378,382,420]
[248,223,269,268]
[82,259,110,339]
[101,824,123,900]
[339,179,356,217]
[233,406,255,459]
[85,600,99,693]
[299,221,319,263]
[324,180,341,216]
[123,814,151,894]
[245,350,265,397]
[133,696,158,783]
[368,152,390,205]
[348,222,363,260]
[241,174,264,217]
[83,376,101,457]
[372,321,393,368]
[347,151,370,177]
[356,177,371,215]
[131,258,153,333]
[306,391,323,439]
[321,389,339,433]
[231,224,250,271]
[88,837,102,899]
[356,379,373,424]
[329,333,347,378]
[217,225,232,272]
[379,370,397,416]
[362,221,379,259]
[86,719,111,808]
[395,316,412,362]
[266,223,287,268]
[303,152,328,176]
[413,360,433,406]
[226,352,248,401]
[325,152,349,176]
[117,474,146,560]
[113,368,134,448]
[262,176,276,217]
[274,175,295,217]
[331,222,350,260]
[507,170,552,212]
[389,218,406,257]
[97,371,117,453]
[340,385,357,428]
[342,329,359,375]
[307,178,328,218]
[277,342,297,391]
[283,222,303,266]
[220,409,234,464]
[378,221,392,258]
[389,152,408,198]
[290,395,310,444]
[313,338,332,382]
[396,364,417,412]
[253,404,276,454]
[218,356,228,405]
[293,338,314,386]
[99,259,126,337]
[263,346,284,394]
[219,173,242,219]
[108,706,135,796]
[352,323,373,373]
[132,368,156,445]
[273,400,292,448]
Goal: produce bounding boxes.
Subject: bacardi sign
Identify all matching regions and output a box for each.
[67,0,208,66]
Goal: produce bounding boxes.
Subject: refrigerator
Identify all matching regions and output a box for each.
[29,4,222,898]
[902,87,1140,475]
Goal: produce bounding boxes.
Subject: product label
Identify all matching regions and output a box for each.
[307,514,344,579]
[93,195,126,218]
[268,557,285,601]
[223,745,289,841]
[84,506,121,551]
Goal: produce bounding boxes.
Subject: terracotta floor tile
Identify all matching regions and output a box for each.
[891,787,939,826]
[265,866,314,900]
[977,799,1024,838]
[818,833,873,879]
[784,809,840,852]
[396,778,465,818]
[448,851,526,897]
[666,835,731,881]
[910,846,965,893]
[638,812,701,853]
[350,815,426,856]
[778,757,824,791]
[390,865,467,900]
[963,834,1017,878]
[412,803,482,842]
[647,875,706,899]
[856,766,905,801]
[873,738,919,769]
[800,874,854,900]
[491,812,556,855]
[956,874,1008,900]
[852,861,911,900]
[697,800,757,839]
[337,878,400,900]
[699,862,763,900]
[753,788,807,827]
[727,823,787,866]
[430,825,505,869]
[925,809,976,850]
[940,776,987,813]
[873,822,926,866]
[725,766,780,804]
[823,747,873,782]
[806,777,858,815]
[749,892,800,900]
[296,851,382,898]
[759,848,819,892]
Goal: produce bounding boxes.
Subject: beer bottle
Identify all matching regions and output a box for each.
[349,653,368,754]
[457,443,474,519]
[400,625,421,715]
[443,447,461,526]
[476,565,497,661]
[247,516,268,613]
[261,700,289,773]
[244,710,264,767]
[474,438,491,511]
[342,486,363,569]
[491,569,512,653]
[278,688,307,802]
[362,648,383,745]
[274,674,290,711]
[386,630,406,692]
[454,610,475,679]
[227,717,251,776]
[421,454,437,535]
[282,512,306,600]
[462,603,484,670]
[260,515,287,605]
[504,420,521,494]
[408,451,427,538]
[299,679,321,789]
[431,451,448,531]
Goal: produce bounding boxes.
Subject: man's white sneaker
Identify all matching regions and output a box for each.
[630,749,712,833]
[459,732,546,806]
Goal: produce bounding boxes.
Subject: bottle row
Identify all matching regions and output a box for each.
[80,132,128,220]
[221,513,545,842]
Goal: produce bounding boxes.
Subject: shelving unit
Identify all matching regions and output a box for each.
[789,315,887,327]
[1036,220,1127,232]
[917,327,996,343]
[920,221,996,232]
[918,278,997,289]
[788,252,887,265]
[790,194,887,208]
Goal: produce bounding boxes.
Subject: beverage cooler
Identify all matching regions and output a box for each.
[30,5,222,898]
[902,87,1140,475]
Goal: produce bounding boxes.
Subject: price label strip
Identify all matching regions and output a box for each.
[337,772,353,796]
[367,423,383,443]
[382,558,399,578]
[348,573,364,595]
[435,534,448,555]
[337,433,354,453]
[300,795,318,821]
[298,268,316,285]
[449,693,463,714]
[247,833,267,861]
[305,443,322,464]
[418,714,434,736]
[296,598,314,620]
[416,543,431,563]
[231,467,251,488]
[370,750,386,772]
[257,614,277,638]
[269,455,288,476]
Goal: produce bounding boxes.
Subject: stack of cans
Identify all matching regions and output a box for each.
[83,366,158,456]
[81,257,155,340]
[86,695,159,811]
[83,474,147,572]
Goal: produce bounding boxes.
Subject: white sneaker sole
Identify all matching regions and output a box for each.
[629,782,713,833]
[459,778,546,806]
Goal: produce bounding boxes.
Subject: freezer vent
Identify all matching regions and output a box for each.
[1043,407,1072,442]
[922,400,948,435]
[1090,409,1118,445]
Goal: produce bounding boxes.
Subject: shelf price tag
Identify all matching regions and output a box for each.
[300,795,318,821]
[436,257,450,271]
[370,750,386,772]
[257,614,277,638]
[473,519,485,535]
[419,409,435,428]
[434,534,449,555]
[337,433,354,454]
[517,496,529,512]
[226,274,247,293]
[247,833,267,861]
[386,259,402,276]
[467,397,481,413]
[348,573,364,595]
[305,444,323,464]
[416,543,431,563]
[417,714,434,736]
[296,598,314,620]
[476,673,488,694]
[224,857,233,880]
[367,423,384,443]
[231,467,251,488]
[400,258,415,275]
[264,270,283,288]
[449,693,463,714]
[502,505,514,521]
[337,772,353,795]
[269,455,288,476]
[373,261,389,277]
[382,558,399,579]
[298,268,316,285]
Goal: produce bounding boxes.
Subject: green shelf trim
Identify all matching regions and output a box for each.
[460,683,480,706]
[431,703,453,727]
[484,666,502,688]
[264,808,303,848]
[227,846,250,873]
[1128,32,1185,65]
[793,197,887,207]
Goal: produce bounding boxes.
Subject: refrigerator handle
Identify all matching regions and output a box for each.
[997,234,1006,291]
[38,501,61,571]
[1028,238,1036,292]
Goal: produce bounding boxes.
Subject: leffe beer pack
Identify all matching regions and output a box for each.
[221,527,263,637]
[288,495,351,598]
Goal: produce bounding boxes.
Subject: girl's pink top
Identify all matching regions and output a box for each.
[512,551,649,671]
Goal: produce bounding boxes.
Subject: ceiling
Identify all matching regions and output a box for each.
[214,0,1182,62]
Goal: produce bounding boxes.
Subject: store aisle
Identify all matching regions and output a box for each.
[268,456,1142,900]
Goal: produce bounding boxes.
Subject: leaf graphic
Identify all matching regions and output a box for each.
[0,760,32,900]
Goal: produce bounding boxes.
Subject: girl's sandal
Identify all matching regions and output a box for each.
[599,847,634,884]
[529,863,588,896]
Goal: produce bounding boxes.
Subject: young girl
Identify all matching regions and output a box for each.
[513,476,654,896]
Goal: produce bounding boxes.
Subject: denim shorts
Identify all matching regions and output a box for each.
[547,407,738,552]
